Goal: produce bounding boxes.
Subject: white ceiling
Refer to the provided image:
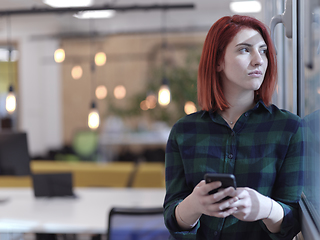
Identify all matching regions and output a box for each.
[0,0,264,40]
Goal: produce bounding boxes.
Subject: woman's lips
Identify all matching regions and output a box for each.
[248,70,262,77]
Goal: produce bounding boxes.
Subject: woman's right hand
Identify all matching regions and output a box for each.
[189,180,239,218]
[175,180,239,230]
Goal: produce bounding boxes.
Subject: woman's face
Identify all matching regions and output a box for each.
[218,28,268,94]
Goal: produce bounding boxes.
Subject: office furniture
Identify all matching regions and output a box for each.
[0,132,31,176]
[0,176,31,187]
[31,161,135,188]
[0,187,166,235]
[131,162,165,188]
[107,207,170,240]
[0,161,165,188]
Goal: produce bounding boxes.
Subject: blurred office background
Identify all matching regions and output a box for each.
[0,0,267,161]
[1,0,320,240]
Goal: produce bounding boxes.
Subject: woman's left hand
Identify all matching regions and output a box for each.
[229,187,271,221]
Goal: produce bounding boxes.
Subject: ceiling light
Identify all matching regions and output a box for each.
[54,48,65,63]
[95,85,108,99]
[140,100,149,111]
[71,65,83,79]
[43,0,93,8]
[6,85,16,114]
[114,85,126,100]
[230,1,262,13]
[158,78,171,107]
[73,10,116,19]
[184,101,197,115]
[95,52,107,66]
[88,101,100,129]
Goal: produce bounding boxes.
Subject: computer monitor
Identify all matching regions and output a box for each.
[0,132,31,176]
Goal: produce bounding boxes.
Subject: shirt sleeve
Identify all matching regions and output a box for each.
[259,118,304,240]
[163,122,200,239]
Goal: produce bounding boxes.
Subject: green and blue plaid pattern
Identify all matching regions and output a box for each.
[164,100,303,240]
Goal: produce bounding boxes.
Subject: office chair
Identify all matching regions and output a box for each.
[107,207,170,240]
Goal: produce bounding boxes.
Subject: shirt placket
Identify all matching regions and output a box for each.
[223,129,236,173]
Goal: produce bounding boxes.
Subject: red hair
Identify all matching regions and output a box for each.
[197,15,277,111]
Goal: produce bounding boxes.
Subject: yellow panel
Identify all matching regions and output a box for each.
[132,162,165,188]
[31,161,135,187]
[0,176,31,187]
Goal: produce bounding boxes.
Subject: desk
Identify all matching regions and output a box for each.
[0,187,166,234]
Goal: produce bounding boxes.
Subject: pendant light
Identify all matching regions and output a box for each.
[158,77,171,106]
[94,52,107,66]
[88,100,100,129]
[6,85,16,114]
[158,9,171,107]
[88,19,100,129]
[54,47,65,63]
[5,16,16,114]
[71,65,83,79]
[88,61,100,129]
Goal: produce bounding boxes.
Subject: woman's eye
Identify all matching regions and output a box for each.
[239,48,249,53]
[260,49,267,54]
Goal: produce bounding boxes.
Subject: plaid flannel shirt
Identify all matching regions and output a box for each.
[164,100,304,240]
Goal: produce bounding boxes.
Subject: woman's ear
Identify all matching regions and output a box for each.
[217,63,223,72]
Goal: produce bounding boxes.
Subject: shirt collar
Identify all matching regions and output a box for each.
[255,99,273,114]
[200,99,272,119]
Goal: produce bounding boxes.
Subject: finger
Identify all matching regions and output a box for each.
[234,187,248,199]
[196,180,206,187]
[224,186,237,197]
[216,196,239,211]
[213,207,238,218]
[212,187,236,202]
[194,180,211,196]
[205,181,222,195]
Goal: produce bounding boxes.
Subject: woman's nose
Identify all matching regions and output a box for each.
[251,51,263,66]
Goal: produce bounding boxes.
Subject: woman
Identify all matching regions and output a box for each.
[163,15,303,240]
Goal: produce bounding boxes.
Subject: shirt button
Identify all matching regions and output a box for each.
[214,231,218,236]
[228,154,233,159]
[231,132,235,137]
[245,112,249,117]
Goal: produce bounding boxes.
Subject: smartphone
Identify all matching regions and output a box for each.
[204,173,237,195]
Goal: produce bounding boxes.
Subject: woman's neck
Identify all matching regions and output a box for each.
[219,91,256,125]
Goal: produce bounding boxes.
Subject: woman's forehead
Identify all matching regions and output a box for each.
[231,28,266,47]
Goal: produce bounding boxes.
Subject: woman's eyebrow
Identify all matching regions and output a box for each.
[235,43,252,47]
[235,43,267,48]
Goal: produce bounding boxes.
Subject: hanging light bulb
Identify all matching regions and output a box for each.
[6,85,16,114]
[95,52,107,66]
[88,101,100,129]
[158,77,171,106]
[71,65,83,79]
[54,48,65,63]
[146,92,157,109]
[114,85,126,99]
[95,85,107,99]
[184,101,197,115]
